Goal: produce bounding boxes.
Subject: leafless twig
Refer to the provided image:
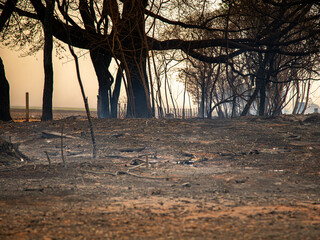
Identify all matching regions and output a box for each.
[117,171,169,180]
[82,169,169,180]
[82,169,117,176]
[128,163,146,171]
[63,2,97,159]
[44,151,51,168]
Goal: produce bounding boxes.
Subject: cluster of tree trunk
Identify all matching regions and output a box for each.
[0,0,319,119]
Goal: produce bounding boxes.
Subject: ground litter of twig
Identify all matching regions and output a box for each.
[0,110,319,239]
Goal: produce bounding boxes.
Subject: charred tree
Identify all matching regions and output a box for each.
[114,0,151,118]
[90,49,113,118]
[5,0,320,118]
[78,0,114,118]
[41,0,54,121]
[0,57,12,121]
[0,0,17,121]
[111,64,123,118]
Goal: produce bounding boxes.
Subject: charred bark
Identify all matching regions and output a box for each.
[0,57,12,121]
[90,49,113,118]
[111,64,123,118]
[125,58,151,118]
[116,0,151,118]
[241,53,270,116]
[78,0,114,118]
[259,78,267,116]
[41,0,54,121]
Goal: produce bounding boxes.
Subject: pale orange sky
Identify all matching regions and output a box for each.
[0,46,99,109]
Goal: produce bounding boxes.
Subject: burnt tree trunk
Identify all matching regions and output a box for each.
[78,0,114,118]
[259,78,267,116]
[272,84,283,117]
[111,64,123,118]
[41,0,54,121]
[199,79,205,119]
[0,57,12,121]
[258,53,274,117]
[241,53,269,116]
[0,0,18,121]
[125,57,151,117]
[117,0,151,118]
[90,49,113,118]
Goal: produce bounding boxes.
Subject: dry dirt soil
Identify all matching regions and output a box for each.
[0,111,320,239]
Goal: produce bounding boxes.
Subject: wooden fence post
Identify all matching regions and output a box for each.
[25,92,29,122]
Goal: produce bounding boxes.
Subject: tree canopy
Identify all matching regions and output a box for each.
[1,0,319,118]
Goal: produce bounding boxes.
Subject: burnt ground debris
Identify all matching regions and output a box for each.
[0,111,319,239]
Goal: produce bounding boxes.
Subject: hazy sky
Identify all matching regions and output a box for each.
[0,46,99,109]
